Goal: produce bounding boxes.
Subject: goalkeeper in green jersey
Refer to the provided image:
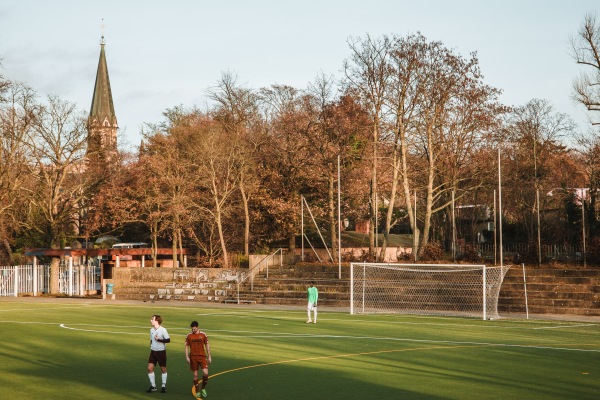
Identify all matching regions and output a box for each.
[307,281,318,324]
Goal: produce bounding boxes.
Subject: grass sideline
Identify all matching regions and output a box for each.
[2,298,600,399]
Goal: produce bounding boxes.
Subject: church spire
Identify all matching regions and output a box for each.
[87,35,118,162]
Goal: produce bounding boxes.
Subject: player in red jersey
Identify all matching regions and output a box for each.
[185,321,212,398]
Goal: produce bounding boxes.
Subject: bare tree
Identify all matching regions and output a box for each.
[574,132,600,237]
[257,84,312,254]
[304,73,371,260]
[414,47,504,258]
[0,80,37,263]
[344,35,394,259]
[570,13,600,125]
[384,34,505,258]
[186,118,244,268]
[22,95,92,293]
[504,99,575,245]
[207,72,262,256]
[305,74,339,260]
[380,33,427,259]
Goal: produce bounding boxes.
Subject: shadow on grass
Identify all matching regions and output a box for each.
[3,340,447,400]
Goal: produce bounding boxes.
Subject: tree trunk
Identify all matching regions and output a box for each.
[239,179,250,256]
[50,257,60,294]
[152,222,158,268]
[328,174,338,259]
[381,145,401,261]
[2,238,13,265]
[172,232,178,267]
[400,129,418,259]
[287,236,296,264]
[214,196,229,268]
[417,123,436,258]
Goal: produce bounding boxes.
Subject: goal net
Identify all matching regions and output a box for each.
[350,263,510,320]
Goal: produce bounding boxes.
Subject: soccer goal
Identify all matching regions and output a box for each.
[350,263,510,320]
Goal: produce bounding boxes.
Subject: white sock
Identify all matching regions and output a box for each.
[162,373,167,387]
[314,309,317,322]
[307,309,311,321]
[148,372,156,387]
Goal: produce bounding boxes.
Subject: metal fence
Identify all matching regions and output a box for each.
[459,243,582,262]
[0,262,100,297]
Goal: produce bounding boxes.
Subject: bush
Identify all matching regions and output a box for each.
[516,242,550,265]
[586,237,600,264]
[458,244,482,263]
[419,242,444,262]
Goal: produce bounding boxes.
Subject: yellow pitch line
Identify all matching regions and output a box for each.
[210,344,487,379]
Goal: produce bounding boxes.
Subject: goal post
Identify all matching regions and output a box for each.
[350,263,510,320]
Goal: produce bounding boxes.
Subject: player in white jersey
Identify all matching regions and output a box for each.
[146,314,171,393]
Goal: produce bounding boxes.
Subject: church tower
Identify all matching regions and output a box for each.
[87,35,118,163]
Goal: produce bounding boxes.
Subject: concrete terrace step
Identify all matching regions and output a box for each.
[232,288,350,303]
[501,304,600,316]
[109,262,600,317]
[258,297,348,307]
[225,264,350,305]
[112,283,231,303]
[503,276,600,285]
[498,265,600,316]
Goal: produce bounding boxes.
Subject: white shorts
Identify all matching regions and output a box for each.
[307,302,317,311]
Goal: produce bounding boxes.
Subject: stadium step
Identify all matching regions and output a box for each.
[498,264,600,316]
[107,262,600,317]
[224,264,351,306]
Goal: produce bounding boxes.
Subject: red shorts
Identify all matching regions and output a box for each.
[189,355,208,371]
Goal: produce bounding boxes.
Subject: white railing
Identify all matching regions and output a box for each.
[0,262,100,297]
[236,248,285,304]
[1,264,49,297]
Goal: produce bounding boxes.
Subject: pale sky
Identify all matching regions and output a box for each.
[0,0,597,150]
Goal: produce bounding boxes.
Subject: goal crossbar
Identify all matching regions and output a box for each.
[350,263,509,320]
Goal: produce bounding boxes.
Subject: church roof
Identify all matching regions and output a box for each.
[89,36,117,127]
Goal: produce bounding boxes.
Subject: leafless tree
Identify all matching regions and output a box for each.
[207,72,262,256]
[196,122,242,268]
[22,95,92,293]
[304,73,370,261]
[344,35,394,259]
[504,99,575,247]
[257,84,312,254]
[380,34,427,259]
[570,13,600,126]
[0,80,37,263]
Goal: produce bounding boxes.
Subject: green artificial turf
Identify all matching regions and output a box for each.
[2,299,599,399]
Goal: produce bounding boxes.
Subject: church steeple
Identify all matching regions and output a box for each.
[87,35,118,162]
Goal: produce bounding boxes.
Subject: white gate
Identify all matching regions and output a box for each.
[0,261,99,297]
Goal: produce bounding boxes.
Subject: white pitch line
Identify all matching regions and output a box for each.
[52,322,600,354]
[0,320,60,325]
[531,323,598,330]
[0,305,96,312]
[192,312,599,331]
[59,323,146,335]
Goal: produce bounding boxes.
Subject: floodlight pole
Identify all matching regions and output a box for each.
[338,155,342,279]
[68,256,73,297]
[498,149,503,267]
[33,257,38,296]
[493,190,497,266]
[414,191,417,262]
[301,196,304,261]
[375,186,379,262]
[582,193,586,267]
[536,189,541,266]
[482,265,487,320]
[452,190,456,262]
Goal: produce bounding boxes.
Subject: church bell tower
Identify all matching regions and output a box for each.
[87,35,118,163]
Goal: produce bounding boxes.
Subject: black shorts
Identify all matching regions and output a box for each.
[148,350,167,367]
